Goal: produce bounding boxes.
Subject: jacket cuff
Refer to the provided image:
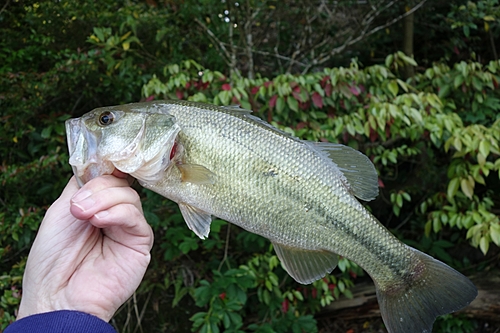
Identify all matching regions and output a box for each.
[4,310,116,333]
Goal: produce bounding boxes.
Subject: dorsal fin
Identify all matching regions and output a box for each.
[221,105,297,140]
[309,142,379,201]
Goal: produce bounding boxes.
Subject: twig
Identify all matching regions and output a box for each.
[194,18,232,68]
[132,293,142,333]
[0,0,10,17]
[218,224,231,271]
[133,291,152,333]
[314,0,428,68]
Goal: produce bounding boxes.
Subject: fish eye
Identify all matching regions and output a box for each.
[98,111,115,126]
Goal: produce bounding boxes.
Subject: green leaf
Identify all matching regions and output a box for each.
[388,80,399,97]
[287,96,299,112]
[41,126,52,139]
[433,217,442,233]
[396,193,403,208]
[276,96,285,114]
[479,236,489,255]
[425,221,432,237]
[460,177,474,199]
[447,178,460,199]
[479,140,491,157]
[438,84,451,98]
[454,74,465,88]
[490,223,500,246]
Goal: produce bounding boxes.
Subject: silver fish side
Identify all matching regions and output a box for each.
[66,100,477,333]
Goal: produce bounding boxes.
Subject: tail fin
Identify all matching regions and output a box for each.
[375,250,477,333]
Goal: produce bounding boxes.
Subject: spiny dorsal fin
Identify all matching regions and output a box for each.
[179,203,212,239]
[272,242,339,284]
[222,105,297,140]
[177,163,216,184]
[309,142,379,201]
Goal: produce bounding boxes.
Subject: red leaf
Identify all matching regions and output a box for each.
[324,83,332,97]
[251,86,260,94]
[369,128,378,142]
[269,94,278,109]
[349,85,361,96]
[378,178,385,188]
[145,95,155,102]
[175,90,183,99]
[312,92,323,108]
[231,96,239,104]
[292,90,302,101]
[219,292,226,300]
[342,131,349,143]
[264,81,272,88]
[281,299,289,313]
[296,121,307,129]
[222,83,231,91]
[299,101,310,110]
[321,75,329,86]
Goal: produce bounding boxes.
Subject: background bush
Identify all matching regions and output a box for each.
[1,1,499,332]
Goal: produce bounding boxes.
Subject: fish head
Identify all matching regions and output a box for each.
[65,103,181,186]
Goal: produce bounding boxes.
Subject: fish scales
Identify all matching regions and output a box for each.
[146,102,417,283]
[66,100,477,333]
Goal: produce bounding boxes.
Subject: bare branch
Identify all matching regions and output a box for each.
[194,18,232,67]
[314,0,428,68]
[0,0,10,17]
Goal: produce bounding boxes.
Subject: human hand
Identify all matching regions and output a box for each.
[17,174,153,322]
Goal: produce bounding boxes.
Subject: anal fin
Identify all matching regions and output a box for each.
[179,203,212,239]
[272,242,339,284]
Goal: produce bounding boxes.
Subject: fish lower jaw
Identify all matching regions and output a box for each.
[74,161,115,186]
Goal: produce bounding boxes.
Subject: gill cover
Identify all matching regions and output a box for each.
[65,105,180,186]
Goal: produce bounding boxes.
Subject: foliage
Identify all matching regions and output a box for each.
[142,53,500,331]
[2,0,500,332]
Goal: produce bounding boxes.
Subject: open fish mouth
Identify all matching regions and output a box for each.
[65,109,180,187]
[65,117,113,187]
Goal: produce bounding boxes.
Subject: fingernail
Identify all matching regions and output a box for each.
[72,190,92,203]
[71,190,95,212]
[95,210,109,219]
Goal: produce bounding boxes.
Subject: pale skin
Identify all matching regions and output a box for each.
[17,172,153,322]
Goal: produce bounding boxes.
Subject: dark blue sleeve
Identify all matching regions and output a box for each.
[4,310,117,333]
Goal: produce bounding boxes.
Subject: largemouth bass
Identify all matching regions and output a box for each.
[65,100,477,333]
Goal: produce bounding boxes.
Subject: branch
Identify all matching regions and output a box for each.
[194,18,232,67]
[0,0,10,17]
[314,0,428,68]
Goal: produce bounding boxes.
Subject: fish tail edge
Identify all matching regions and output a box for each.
[375,249,477,333]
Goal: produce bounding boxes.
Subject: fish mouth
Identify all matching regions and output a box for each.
[66,112,180,187]
[65,118,114,187]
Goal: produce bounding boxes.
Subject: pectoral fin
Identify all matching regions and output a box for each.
[179,203,212,239]
[177,164,216,184]
[272,242,339,284]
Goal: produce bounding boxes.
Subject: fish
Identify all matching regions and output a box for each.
[65,100,477,333]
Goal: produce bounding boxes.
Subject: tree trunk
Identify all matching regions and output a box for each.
[318,271,500,323]
[403,8,415,78]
